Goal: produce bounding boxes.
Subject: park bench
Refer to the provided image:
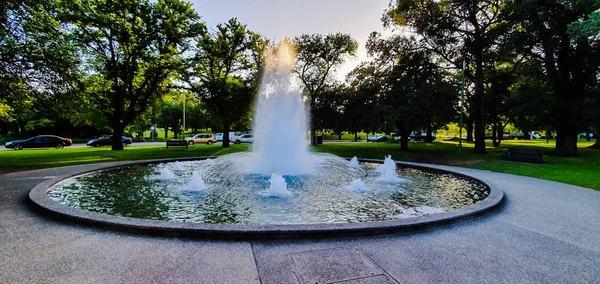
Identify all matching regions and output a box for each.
[501,149,543,163]
[166,139,188,149]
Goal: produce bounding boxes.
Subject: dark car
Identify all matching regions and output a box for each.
[4,135,72,150]
[87,135,133,147]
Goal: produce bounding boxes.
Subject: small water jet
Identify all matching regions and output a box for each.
[349,157,360,168]
[260,174,292,197]
[376,155,404,183]
[172,162,185,172]
[155,167,175,180]
[348,178,368,193]
[184,171,207,191]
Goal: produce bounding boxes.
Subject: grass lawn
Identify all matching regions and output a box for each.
[313,140,600,190]
[0,144,249,173]
[1,139,598,190]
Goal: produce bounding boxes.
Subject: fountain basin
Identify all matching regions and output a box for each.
[29,157,503,240]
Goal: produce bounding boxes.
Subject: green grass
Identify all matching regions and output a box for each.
[0,144,249,172]
[312,140,600,190]
[1,139,598,190]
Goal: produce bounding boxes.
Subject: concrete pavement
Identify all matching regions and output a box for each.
[1,162,599,283]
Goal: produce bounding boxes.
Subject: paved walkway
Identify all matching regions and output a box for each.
[1,162,599,283]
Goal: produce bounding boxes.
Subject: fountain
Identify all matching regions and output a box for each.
[260,174,293,197]
[376,155,404,183]
[44,40,492,227]
[155,167,175,180]
[348,178,368,193]
[349,156,360,168]
[184,171,207,191]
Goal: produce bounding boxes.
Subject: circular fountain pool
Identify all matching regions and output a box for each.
[46,154,489,225]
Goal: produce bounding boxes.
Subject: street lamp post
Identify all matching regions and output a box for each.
[183,93,186,136]
[459,60,465,156]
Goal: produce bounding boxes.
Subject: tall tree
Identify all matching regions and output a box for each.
[184,18,266,148]
[1,0,79,134]
[510,0,600,156]
[367,33,458,150]
[384,0,509,153]
[293,33,358,145]
[60,0,202,150]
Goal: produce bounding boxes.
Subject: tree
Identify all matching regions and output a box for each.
[157,100,183,139]
[510,0,600,156]
[184,18,266,148]
[293,33,358,145]
[60,0,202,150]
[367,33,458,150]
[345,63,382,141]
[384,0,509,153]
[1,0,79,134]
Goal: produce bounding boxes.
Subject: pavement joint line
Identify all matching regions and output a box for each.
[250,241,264,284]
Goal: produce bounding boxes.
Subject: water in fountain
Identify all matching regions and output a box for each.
[184,171,207,191]
[250,40,313,174]
[348,178,368,193]
[155,167,175,180]
[202,40,363,185]
[376,155,403,182]
[349,156,360,168]
[260,174,293,197]
[172,162,185,172]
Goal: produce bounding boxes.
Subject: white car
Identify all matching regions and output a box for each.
[233,134,253,144]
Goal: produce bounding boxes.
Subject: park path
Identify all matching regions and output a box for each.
[0,162,599,283]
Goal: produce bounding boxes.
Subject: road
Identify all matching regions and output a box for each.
[1,139,362,151]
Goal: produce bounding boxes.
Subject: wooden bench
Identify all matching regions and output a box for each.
[166,140,188,149]
[501,149,543,163]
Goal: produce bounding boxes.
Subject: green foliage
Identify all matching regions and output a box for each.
[293,33,358,144]
[384,0,509,153]
[183,18,266,147]
[508,0,600,155]
[363,33,459,148]
[60,0,203,150]
[1,0,80,133]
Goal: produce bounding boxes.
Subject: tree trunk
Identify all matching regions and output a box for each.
[424,127,433,143]
[399,128,410,151]
[492,123,499,147]
[222,123,230,148]
[589,132,600,148]
[354,132,358,142]
[310,127,317,146]
[472,32,486,154]
[466,120,473,142]
[111,122,125,151]
[523,128,531,140]
[586,132,591,141]
[497,123,504,147]
[164,127,168,139]
[556,128,578,156]
[338,133,342,140]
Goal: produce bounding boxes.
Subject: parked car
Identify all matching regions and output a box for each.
[185,133,217,145]
[215,132,241,142]
[443,136,460,141]
[410,131,436,141]
[579,132,596,139]
[86,135,132,147]
[4,135,72,150]
[367,135,390,142]
[232,134,253,144]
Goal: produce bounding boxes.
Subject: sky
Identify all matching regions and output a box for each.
[189,0,393,80]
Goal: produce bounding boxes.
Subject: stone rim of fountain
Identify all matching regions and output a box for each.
[28,157,504,240]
